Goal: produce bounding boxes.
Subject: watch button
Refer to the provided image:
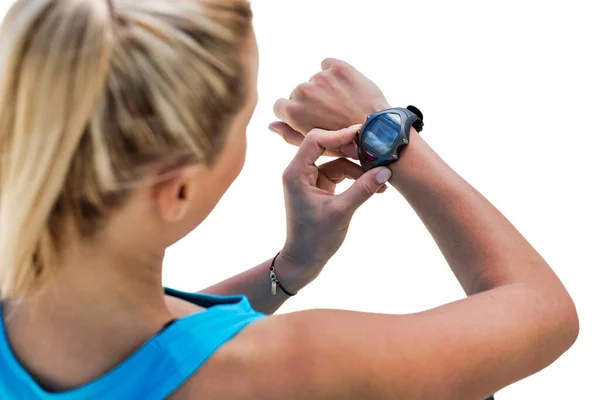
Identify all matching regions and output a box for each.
[362,149,378,162]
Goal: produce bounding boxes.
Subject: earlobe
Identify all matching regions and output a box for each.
[172,195,189,222]
[172,184,189,221]
[167,184,189,222]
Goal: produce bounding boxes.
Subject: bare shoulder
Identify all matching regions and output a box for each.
[170,309,370,400]
[169,286,577,400]
[170,308,437,400]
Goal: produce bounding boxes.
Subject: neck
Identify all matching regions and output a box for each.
[36,239,170,325]
[3,230,174,361]
[0,215,175,391]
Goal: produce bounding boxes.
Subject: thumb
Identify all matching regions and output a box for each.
[340,167,392,212]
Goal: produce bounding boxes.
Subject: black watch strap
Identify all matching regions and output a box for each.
[406,105,424,132]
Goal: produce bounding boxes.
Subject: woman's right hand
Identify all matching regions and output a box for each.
[278,125,392,287]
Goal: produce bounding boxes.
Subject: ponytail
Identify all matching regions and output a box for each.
[0,0,253,298]
[0,0,112,298]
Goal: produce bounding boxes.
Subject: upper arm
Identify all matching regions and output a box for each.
[178,284,578,400]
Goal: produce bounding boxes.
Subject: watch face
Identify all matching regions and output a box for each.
[362,113,402,158]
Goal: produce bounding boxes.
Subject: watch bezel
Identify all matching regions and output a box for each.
[357,108,418,170]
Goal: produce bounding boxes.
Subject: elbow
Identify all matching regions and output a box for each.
[559,291,579,350]
[520,280,579,361]
[536,282,580,354]
[510,284,580,382]
[521,265,580,352]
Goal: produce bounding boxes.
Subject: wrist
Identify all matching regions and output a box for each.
[347,101,391,129]
[388,130,436,189]
[363,101,392,119]
[275,248,323,293]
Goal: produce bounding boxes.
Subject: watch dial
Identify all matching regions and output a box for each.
[362,113,402,157]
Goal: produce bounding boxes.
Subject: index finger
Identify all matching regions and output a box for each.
[273,98,291,122]
[294,125,361,166]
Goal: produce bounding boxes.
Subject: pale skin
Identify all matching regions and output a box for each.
[2,28,578,400]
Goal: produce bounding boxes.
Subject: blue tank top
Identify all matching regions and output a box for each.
[0,288,266,399]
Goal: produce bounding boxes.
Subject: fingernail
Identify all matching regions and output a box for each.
[349,124,362,130]
[376,168,392,184]
[268,125,279,135]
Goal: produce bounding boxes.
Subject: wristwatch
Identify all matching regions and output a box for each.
[356,105,424,170]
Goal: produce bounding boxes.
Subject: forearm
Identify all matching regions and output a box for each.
[390,132,568,296]
[388,131,578,380]
[202,253,312,315]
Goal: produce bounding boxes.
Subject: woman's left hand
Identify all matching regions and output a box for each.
[270,58,390,158]
[278,125,392,287]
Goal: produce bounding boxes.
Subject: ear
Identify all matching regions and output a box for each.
[153,165,199,223]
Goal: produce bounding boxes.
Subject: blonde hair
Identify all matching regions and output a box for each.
[0,0,252,298]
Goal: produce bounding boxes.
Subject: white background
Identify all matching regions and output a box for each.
[3,0,599,398]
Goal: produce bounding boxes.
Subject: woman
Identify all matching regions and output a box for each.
[0,0,578,399]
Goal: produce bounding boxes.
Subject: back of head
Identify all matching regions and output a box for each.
[0,0,252,299]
